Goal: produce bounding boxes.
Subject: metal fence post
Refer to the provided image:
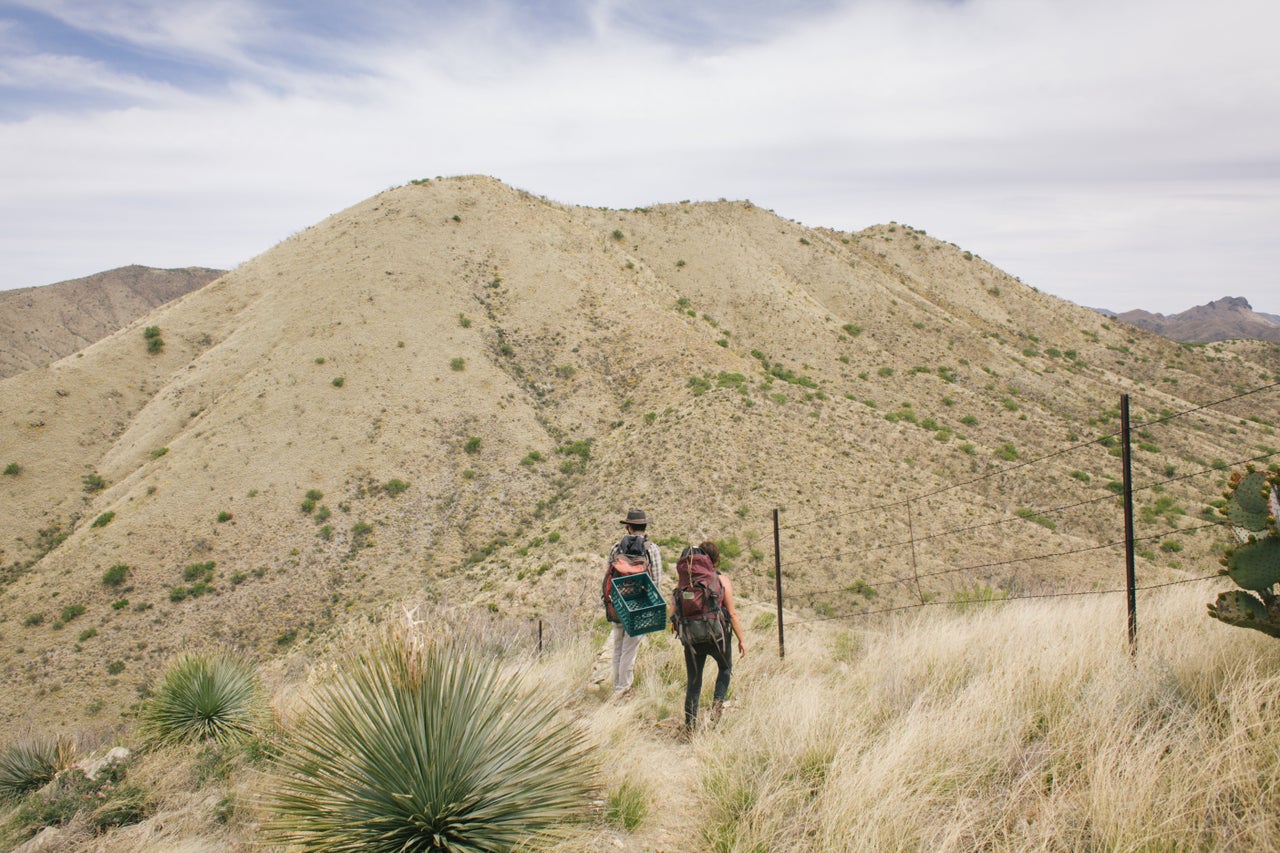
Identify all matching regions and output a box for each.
[1121,394,1137,655]
[773,508,786,659]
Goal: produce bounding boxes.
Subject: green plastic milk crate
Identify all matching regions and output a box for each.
[610,573,667,637]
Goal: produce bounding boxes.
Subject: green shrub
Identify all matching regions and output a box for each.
[450,357,466,371]
[996,442,1019,462]
[149,447,169,459]
[263,633,594,851]
[107,661,126,675]
[0,738,74,801]
[183,561,216,583]
[464,436,482,454]
[144,326,163,354]
[688,375,712,396]
[1016,509,1056,530]
[331,376,345,388]
[91,511,115,528]
[103,560,129,589]
[841,323,863,337]
[139,652,263,746]
[3,463,19,475]
[383,479,409,497]
[216,511,232,523]
[82,473,106,493]
[58,604,86,623]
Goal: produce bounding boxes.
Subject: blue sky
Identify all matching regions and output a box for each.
[1,0,1277,314]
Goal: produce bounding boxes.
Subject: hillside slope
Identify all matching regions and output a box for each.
[1,176,1277,733]
[0,265,225,379]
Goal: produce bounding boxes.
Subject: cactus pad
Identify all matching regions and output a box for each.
[1208,590,1280,638]
[1227,471,1272,531]
[1225,538,1280,591]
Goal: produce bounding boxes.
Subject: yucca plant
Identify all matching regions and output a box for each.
[139,652,263,746]
[0,737,74,800]
[265,631,595,851]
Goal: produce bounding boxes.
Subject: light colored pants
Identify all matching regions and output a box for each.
[610,623,644,692]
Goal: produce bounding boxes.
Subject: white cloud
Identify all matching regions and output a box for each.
[1,0,1278,313]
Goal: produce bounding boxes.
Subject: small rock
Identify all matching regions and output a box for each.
[79,745,130,780]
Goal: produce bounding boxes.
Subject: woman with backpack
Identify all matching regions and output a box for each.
[670,540,746,736]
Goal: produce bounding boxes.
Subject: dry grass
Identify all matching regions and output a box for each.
[8,585,1280,850]
[545,584,1280,851]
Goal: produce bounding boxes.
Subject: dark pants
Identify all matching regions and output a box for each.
[683,636,733,727]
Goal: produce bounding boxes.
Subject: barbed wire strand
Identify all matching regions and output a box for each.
[781,381,1280,533]
[1131,381,1280,431]
[781,447,1280,574]
[790,573,1223,626]
[790,521,1225,600]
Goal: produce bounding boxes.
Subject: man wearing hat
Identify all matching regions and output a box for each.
[604,509,664,700]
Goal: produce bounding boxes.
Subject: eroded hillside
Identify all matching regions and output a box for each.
[1,175,1277,733]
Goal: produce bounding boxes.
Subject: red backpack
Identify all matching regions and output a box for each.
[602,534,651,623]
[673,547,726,645]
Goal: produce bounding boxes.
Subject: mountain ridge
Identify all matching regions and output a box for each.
[0,265,225,379]
[1114,296,1280,343]
[1,175,1277,734]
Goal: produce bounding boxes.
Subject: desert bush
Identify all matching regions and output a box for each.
[0,738,74,801]
[91,511,115,528]
[450,357,466,371]
[464,436,482,454]
[2,463,19,475]
[264,633,594,851]
[383,479,409,496]
[332,376,345,387]
[82,473,106,493]
[139,652,263,747]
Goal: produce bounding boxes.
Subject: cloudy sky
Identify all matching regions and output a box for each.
[1,0,1277,314]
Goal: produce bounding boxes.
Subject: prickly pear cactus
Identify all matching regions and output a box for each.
[1208,467,1280,637]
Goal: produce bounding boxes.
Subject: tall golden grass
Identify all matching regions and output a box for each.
[552,583,1280,851]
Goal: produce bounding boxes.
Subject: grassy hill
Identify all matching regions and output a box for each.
[1,175,1279,848]
[0,265,224,379]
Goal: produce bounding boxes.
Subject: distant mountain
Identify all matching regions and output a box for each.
[0,265,225,378]
[1114,296,1280,343]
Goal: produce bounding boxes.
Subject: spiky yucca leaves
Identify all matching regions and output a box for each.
[0,737,74,800]
[139,652,263,746]
[1209,468,1280,637]
[265,632,595,852]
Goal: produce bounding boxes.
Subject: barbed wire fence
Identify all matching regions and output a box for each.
[766,382,1280,658]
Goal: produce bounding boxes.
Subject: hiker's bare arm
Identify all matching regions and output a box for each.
[722,575,747,656]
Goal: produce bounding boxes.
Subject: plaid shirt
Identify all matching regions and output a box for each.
[606,536,663,588]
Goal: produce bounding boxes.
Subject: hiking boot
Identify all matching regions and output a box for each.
[710,699,724,724]
[676,723,694,743]
[611,687,635,703]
